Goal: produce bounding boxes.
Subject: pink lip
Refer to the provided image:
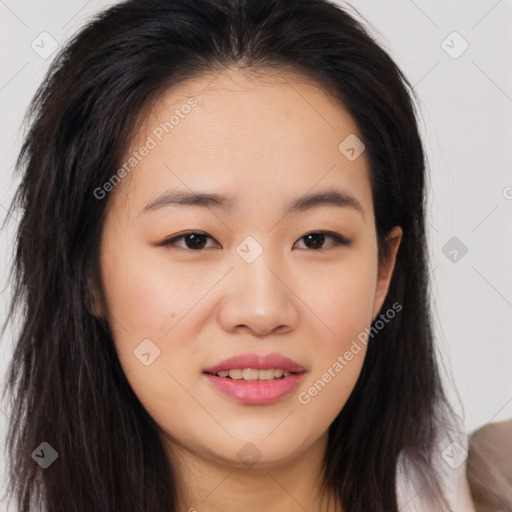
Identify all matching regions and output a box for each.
[202,352,306,374]
[202,352,306,405]
[203,373,305,405]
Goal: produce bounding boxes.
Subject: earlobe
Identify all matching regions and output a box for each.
[84,266,105,319]
[86,293,104,318]
[372,226,403,321]
[85,288,104,318]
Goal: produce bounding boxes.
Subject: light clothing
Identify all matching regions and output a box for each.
[396,426,477,511]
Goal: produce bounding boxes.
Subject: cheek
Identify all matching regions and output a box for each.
[100,244,208,435]
[301,251,377,344]
[295,252,377,418]
[99,238,224,412]
[100,237,210,341]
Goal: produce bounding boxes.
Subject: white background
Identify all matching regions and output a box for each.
[1,0,511,509]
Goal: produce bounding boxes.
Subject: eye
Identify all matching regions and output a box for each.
[161,231,220,250]
[293,231,351,251]
[160,230,351,251]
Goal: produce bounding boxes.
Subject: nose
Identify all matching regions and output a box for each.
[217,247,299,337]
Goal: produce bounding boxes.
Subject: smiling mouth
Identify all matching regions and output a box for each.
[204,368,304,381]
[202,367,306,405]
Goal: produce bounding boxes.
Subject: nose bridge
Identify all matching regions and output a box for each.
[234,234,284,301]
[217,234,298,335]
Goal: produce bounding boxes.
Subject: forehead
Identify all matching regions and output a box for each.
[145,66,361,142]
[111,67,372,218]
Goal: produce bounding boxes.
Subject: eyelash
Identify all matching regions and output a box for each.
[160,231,352,251]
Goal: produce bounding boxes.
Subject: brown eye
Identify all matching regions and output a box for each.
[162,232,219,250]
[294,231,351,251]
[160,230,351,252]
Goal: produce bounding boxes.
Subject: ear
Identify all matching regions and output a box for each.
[372,226,403,321]
[84,264,105,319]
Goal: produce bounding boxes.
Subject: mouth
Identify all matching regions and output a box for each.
[202,351,306,376]
[202,352,307,405]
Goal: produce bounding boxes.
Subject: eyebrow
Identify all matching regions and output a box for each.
[138,188,365,219]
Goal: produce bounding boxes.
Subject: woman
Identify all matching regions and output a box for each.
[3,0,476,510]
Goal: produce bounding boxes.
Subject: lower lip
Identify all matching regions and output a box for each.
[203,372,305,405]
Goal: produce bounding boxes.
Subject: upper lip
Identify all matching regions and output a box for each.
[203,352,306,374]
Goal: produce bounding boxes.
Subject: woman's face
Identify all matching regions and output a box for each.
[98,68,401,468]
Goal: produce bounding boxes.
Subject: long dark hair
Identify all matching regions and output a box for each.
[2,0,455,510]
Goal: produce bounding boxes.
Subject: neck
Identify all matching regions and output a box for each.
[162,431,343,512]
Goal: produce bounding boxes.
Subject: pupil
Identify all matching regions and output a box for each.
[186,234,206,249]
[305,233,324,249]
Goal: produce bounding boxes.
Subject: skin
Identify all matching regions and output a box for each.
[97,67,402,512]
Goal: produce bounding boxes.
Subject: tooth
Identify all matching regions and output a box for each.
[258,369,275,381]
[229,369,243,380]
[217,368,293,380]
[242,368,259,381]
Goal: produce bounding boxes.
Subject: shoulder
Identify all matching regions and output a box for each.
[396,423,477,512]
[466,418,512,511]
